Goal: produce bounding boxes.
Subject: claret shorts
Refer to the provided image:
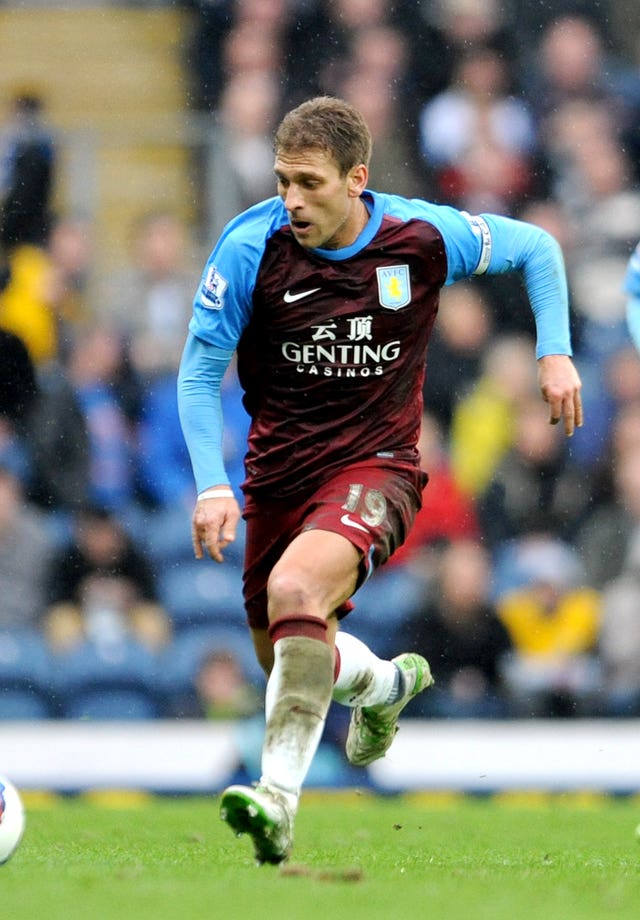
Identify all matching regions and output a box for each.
[242,461,425,629]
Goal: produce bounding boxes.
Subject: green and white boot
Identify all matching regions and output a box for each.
[219,783,294,865]
[346,653,434,766]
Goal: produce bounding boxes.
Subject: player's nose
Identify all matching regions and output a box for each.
[284,185,304,211]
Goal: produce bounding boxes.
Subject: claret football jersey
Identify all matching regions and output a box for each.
[188,190,564,497]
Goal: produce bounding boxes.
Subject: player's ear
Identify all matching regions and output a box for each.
[347,163,368,197]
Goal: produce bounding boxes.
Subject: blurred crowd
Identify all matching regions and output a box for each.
[2,0,640,765]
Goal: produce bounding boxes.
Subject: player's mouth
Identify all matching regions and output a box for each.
[290,218,313,235]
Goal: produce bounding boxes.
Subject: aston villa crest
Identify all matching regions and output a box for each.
[376,264,411,310]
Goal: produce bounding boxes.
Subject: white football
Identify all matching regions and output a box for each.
[0,775,25,863]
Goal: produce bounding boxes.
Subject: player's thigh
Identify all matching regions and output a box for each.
[267,528,361,622]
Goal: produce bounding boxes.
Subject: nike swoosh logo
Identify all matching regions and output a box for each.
[340,513,369,533]
[283,287,321,303]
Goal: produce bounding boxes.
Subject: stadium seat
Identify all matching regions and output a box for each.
[62,687,161,721]
[0,689,52,720]
[351,567,426,623]
[345,567,427,657]
[55,637,164,720]
[0,629,56,719]
[124,504,194,568]
[157,560,247,632]
[123,506,247,570]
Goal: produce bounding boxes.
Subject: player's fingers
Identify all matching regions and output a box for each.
[204,525,226,562]
[191,522,204,560]
[547,394,561,426]
[221,526,236,546]
[562,400,576,437]
[574,391,584,429]
[207,543,224,563]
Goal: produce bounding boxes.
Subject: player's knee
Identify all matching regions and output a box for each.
[267,568,316,619]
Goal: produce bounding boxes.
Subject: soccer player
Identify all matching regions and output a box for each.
[177,96,583,864]
[625,241,640,352]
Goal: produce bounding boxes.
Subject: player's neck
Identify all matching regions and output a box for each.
[346,196,370,246]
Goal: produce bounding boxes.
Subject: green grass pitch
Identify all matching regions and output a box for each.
[2,790,640,920]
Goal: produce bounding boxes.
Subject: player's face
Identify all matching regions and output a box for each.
[274,148,369,250]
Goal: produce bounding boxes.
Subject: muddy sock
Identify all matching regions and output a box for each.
[260,634,334,800]
[332,630,398,707]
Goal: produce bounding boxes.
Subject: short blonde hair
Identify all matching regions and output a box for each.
[274,96,372,176]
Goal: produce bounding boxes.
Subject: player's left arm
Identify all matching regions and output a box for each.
[481,213,582,436]
[441,209,583,436]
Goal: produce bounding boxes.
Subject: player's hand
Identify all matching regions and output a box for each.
[191,491,241,563]
[537,354,584,437]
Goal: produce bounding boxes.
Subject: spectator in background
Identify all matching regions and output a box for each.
[496,535,601,717]
[422,282,492,432]
[99,211,195,376]
[0,326,38,481]
[0,325,89,523]
[66,322,141,516]
[339,26,424,198]
[576,442,640,589]
[216,71,283,210]
[449,333,539,498]
[0,91,55,251]
[598,530,640,717]
[299,0,398,98]
[0,234,58,365]
[0,214,93,369]
[348,22,410,95]
[46,214,95,360]
[389,411,478,571]
[0,91,59,365]
[407,538,512,719]
[25,353,90,518]
[221,8,286,88]
[418,45,538,213]
[192,647,262,720]
[0,455,55,632]
[524,15,639,153]
[401,0,519,138]
[551,112,640,370]
[44,503,171,653]
[184,0,235,112]
[478,394,591,550]
[136,369,195,513]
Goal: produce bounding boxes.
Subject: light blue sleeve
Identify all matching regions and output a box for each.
[625,244,640,352]
[480,212,571,358]
[189,196,287,350]
[426,204,572,358]
[380,195,572,358]
[624,242,640,297]
[177,333,234,494]
[178,197,287,492]
[628,297,640,353]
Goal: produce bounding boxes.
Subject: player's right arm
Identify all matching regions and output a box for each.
[177,197,286,561]
[624,242,640,353]
[178,335,239,562]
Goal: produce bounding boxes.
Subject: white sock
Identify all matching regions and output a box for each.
[332,631,399,708]
[260,635,334,804]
